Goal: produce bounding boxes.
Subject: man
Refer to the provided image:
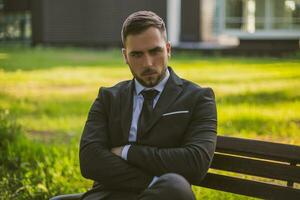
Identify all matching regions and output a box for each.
[80,11,217,200]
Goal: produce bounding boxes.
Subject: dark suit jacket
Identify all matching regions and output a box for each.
[80,67,217,194]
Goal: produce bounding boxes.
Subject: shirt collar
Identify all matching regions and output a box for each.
[134,68,170,95]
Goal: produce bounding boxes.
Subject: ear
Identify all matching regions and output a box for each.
[166,41,171,58]
[122,48,129,64]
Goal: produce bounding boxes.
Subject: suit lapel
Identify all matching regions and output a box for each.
[143,67,183,135]
[121,80,134,141]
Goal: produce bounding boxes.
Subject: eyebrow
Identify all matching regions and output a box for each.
[149,46,163,52]
[129,46,164,55]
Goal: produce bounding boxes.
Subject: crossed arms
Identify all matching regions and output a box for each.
[79,87,217,192]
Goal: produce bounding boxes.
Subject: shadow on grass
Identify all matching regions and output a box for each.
[1,44,300,72]
[221,117,271,136]
[193,74,300,85]
[172,50,300,64]
[220,116,299,138]
[0,45,124,71]
[0,91,92,117]
[218,90,300,105]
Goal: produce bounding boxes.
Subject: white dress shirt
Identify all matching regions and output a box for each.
[121,68,170,187]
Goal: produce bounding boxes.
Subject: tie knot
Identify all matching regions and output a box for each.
[141,89,159,101]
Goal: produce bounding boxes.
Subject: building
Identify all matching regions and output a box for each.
[0,0,31,41]
[1,0,300,54]
[168,0,300,53]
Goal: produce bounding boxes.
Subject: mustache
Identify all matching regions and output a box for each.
[141,68,157,75]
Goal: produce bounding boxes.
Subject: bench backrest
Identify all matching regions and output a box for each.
[199,136,300,199]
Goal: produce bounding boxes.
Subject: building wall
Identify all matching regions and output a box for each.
[180,0,201,42]
[30,0,43,43]
[3,0,31,12]
[31,0,167,46]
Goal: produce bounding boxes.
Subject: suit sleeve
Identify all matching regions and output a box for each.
[79,88,152,192]
[126,88,217,185]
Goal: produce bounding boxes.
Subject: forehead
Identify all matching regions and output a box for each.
[125,27,166,51]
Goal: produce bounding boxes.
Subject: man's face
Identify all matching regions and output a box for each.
[122,27,171,87]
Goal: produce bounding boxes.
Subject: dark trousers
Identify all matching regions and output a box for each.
[83,173,196,200]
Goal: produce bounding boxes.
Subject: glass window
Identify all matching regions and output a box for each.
[223,0,300,31]
[272,0,300,29]
[225,0,243,29]
[254,0,265,30]
[0,13,31,41]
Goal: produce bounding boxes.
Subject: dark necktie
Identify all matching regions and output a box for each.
[137,89,159,135]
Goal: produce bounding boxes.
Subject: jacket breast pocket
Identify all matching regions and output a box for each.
[162,110,189,117]
[160,111,190,127]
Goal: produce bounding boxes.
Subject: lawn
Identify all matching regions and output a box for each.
[0,44,299,199]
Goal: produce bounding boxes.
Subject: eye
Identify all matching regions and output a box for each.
[130,52,143,58]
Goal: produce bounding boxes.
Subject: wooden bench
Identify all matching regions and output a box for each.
[50,136,300,200]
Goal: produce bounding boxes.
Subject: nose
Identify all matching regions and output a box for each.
[143,53,153,67]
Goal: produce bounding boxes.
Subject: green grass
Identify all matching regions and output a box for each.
[0,110,87,200]
[0,44,299,199]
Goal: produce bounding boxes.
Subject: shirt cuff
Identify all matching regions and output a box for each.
[121,144,131,160]
[148,176,159,188]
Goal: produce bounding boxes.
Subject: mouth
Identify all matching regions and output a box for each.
[143,72,157,76]
[142,69,157,77]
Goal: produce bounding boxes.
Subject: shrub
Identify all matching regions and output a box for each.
[0,109,88,199]
[0,109,22,147]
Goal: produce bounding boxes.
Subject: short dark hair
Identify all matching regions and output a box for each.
[121,10,167,46]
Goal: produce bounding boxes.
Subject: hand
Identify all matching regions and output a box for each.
[111,146,124,157]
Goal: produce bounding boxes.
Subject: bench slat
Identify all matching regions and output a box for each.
[49,193,83,200]
[217,136,300,163]
[199,173,300,199]
[211,153,300,183]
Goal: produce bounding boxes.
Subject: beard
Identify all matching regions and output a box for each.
[132,66,167,88]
